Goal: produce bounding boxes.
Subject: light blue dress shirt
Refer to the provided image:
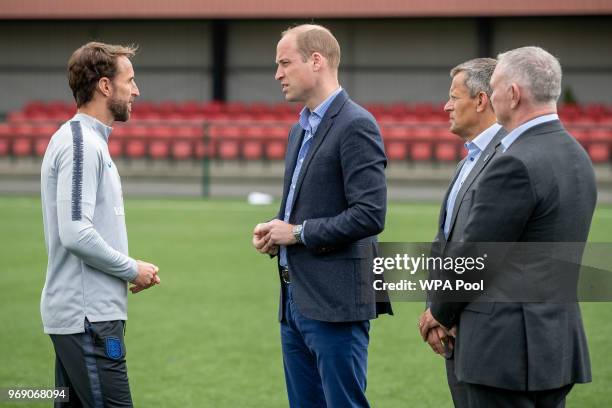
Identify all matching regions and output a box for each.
[443,123,502,239]
[280,87,343,267]
[501,113,559,152]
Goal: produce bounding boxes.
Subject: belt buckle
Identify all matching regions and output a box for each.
[281,268,290,284]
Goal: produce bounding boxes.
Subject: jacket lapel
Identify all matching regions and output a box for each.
[279,125,304,212]
[445,128,507,240]
[290,90,349,208]
[438,158,465,234]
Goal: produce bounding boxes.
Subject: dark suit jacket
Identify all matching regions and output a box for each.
[428,126,505,356]
[431,120,595,391]
[277,90,392,322]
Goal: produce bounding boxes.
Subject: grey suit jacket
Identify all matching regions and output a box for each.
[428,127,505,308]
[431,120,596,391]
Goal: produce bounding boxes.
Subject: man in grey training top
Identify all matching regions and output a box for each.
[40,42,160,407]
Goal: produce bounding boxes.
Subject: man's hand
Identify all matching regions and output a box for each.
[426,326,451,356]
[130,260,160,294]
[261,220,296,252]
[252,223,279,255]
[418,308,447,341]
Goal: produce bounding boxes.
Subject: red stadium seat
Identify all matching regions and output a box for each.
[171,140,193,160]
[435,143,458,162]
[123,126,149,158]
[148,126,174,159]
[381,125,409,161]
[386,143,408,160]
[0,139,9,156]
[265,141,286,160]
[125,139,146,158]
[585,104,607,120]
[12,124,36,156]
[411,142,433,161]
[568,128,590,145]
[411,126,437,141]
[0,123,12,138]
[588,144,610,163]
[224,102,247,114]
[590,129,612,143]
[149,140,169,159]
[243,126,265,160]
[7,112,27,122]
[33,124,59,156]
[12,138,33,156]
[108,140,123,157]
[210,125,241,160]
[396,115,421,124]
[381,126,410,141]
[433,128,460,162]
[171,125,203,159]
[0,124,11,156]
[262,125,287,160]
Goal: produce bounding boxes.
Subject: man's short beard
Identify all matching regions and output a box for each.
[108,98,130,122]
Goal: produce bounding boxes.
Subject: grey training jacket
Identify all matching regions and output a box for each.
[40,113,138,334]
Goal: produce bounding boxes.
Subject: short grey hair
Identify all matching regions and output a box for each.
[496,46,562,104]
[450,58,497,98]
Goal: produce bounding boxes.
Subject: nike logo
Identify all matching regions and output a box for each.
[107,162,112,168]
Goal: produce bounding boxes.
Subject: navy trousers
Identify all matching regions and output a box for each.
[281,284,371,408]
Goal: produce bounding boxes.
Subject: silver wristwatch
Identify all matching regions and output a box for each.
[293,224,303,244]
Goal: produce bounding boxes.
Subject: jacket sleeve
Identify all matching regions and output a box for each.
[55,133,138,282]
[430,154,536,328]
[302,117,387,247]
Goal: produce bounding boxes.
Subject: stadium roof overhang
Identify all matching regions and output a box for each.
[2,0,612,19]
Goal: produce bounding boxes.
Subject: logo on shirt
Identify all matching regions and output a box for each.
[106,161,113,168]
[114,206,125,216]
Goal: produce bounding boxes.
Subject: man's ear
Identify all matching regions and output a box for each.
[510,83,521,109]
[311,52,323,71]
[97,77,112,98]
[475,91,489,113]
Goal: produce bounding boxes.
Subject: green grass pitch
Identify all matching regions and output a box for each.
[1,197,611,407]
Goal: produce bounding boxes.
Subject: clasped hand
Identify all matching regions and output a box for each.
[252,219,297,255]
[418,308,457,356]
[130,260,161,294]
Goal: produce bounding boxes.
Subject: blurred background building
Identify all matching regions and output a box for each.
[1,0,611,200]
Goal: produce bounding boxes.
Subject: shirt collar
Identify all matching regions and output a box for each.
[298,87,343,132]
[465,122,502,154]
[501,113,558,152]
[73,112,113,142]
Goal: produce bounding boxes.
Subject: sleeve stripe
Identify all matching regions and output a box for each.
[70,121,84,221]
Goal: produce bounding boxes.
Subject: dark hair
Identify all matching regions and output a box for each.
[68,41,138,107]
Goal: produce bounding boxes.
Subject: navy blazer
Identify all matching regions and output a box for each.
[277,90,392,322]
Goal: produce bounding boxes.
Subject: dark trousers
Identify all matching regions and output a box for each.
[50,319,132,408]
[464,382,574,408]
[281,284,371,408]
[446,355,470,408]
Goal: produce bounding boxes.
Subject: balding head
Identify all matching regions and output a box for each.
[281,24,341,71]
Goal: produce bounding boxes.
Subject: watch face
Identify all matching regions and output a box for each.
[294,225,303,242]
